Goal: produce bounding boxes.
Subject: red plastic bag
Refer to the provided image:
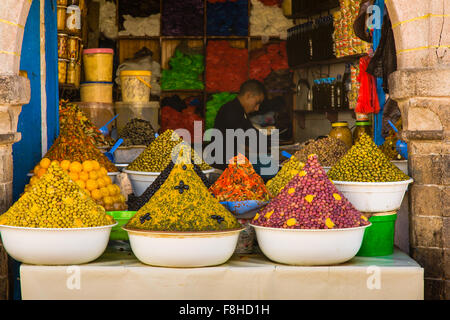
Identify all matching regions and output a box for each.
[356,56,380,114]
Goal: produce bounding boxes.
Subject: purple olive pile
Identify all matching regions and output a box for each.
[252,154,369,229]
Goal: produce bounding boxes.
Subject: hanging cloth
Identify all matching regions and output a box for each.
[355,56,380,114]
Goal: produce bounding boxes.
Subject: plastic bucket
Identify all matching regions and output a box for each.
[356,213,397,257]
[120,70,152,103]
[106,211,136,241]
[78,102,115,132]
[80,82,113,103]
[83,48,114,82]
[114,101,160,132]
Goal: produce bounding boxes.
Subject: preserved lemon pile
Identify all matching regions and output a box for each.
[328,133,409,182]
[127,129,211,172]
[27,158,127,211]
[0,163,114,228]
[266,156,304,197]
[126,150,240,232]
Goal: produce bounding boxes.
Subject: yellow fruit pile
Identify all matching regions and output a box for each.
[0,163,115,228]
[27,158,127,211]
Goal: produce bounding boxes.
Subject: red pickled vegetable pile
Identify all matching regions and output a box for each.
[252,154,369,229]
[250,42,289,82]
[206,41,248,92]
[209,154,270,201]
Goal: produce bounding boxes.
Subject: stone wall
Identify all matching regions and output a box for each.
[387,0,449,300]
[0,0,32,300]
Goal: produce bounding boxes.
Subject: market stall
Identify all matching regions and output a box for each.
[1,0,424,301]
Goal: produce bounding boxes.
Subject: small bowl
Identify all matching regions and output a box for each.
[391,160,408,175]
[251,224,371,266]
[124,168,214,197]
[106,211,136,240]
[0,223,117,265]
[332,179,413,212]
[114,163,129,172]
[220,200,268,215]
[123,226,244,267]
[107,171,120,183]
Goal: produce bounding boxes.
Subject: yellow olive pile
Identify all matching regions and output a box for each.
[0,163,115,228]
[126,160,241,232]
[266,156,304,197]
[328,133,410,182]
[127,129,211,172]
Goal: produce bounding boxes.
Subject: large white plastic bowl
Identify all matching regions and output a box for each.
[0,223,117,265]
[323,167,331,173]
[251,224,370,266]
[391,160,408,175]
[332,179,413,212]
[107,172,120,183]
[123,226,244,267]
[124,168,215,197]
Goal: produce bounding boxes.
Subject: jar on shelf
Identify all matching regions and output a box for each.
[68,36,80,60]
[57,0,68,5]
[57,33,68,59]
[57,6,67,31]
[353,121,372,143]
[329,121,353,148]
[58,59,69,84]
[66,60,77,85]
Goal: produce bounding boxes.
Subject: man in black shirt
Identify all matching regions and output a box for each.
[210,80,270,170]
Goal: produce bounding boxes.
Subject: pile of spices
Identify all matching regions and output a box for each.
[209,154,271,201]
[127,156,211,211]
[252,154,369,229]
[127,129,211,172]
[125,160,241,232]
[118,118,156,146]
[328,133,409,182]
[43,106,118,172]
[0,163,115,228]
[60,101,113,147]
[294,136,349,167]
[28,158,127,211]
[266,156,304,197]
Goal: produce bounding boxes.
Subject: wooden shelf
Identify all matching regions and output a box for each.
[118,35,160,40]
[292,54,367,70]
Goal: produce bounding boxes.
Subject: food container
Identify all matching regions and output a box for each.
[57,6,67,31]
[105,211,135,241]
[391,160,408,175]
[57,33,68,59]
[113,146,146,164]
[83,48,114,82]
[80,82,113,103]
[58,59,68,84]
[332,179,413,212]
[323,166,331,173]
[353,121,372,143]
[68,36,80,60]
[115,163,129,172]
[0,223,116,265]
[107,172,120,184]
[125,169,214,197]
[66,60,77,85]
[220,200,268,215]
[120,70,152,103]
[251,224,370,265]
[357,212,397,257]
[66,5,81,35]
[75,61,81,88]
[329,121,353,148]
[114,101,160,132]
[78,102,115,132]
[122,226,244,267]
[57,0,68,5]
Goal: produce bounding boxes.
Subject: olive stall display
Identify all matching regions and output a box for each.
[328,133,409,182]
[117,118,156,147]
[266,156,304,197]
[328,121,353,148]
[293,136,349,168]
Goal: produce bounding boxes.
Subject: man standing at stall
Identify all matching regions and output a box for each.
[211,79,272,170]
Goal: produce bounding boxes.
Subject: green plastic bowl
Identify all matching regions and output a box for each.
[106,211,136,241]
[356,213,397,257]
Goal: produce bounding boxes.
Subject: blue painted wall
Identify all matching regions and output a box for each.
[12,0,59,201]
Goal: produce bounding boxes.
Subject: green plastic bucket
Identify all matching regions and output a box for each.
[106,211,136,241]
[356,213,397,257]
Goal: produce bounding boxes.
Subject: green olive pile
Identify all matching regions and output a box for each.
[328,133,410,182]
[294,136,349,167]
[127,129,211,172]
[266,156,304,197]
[0,163,114,228]
[118,118,156,146]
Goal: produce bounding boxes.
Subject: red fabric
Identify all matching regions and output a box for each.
[356,56,380,114]
[161,106,205,143]
[249,42,289,81]
[206,41,249,92]
[258,0,282,6]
